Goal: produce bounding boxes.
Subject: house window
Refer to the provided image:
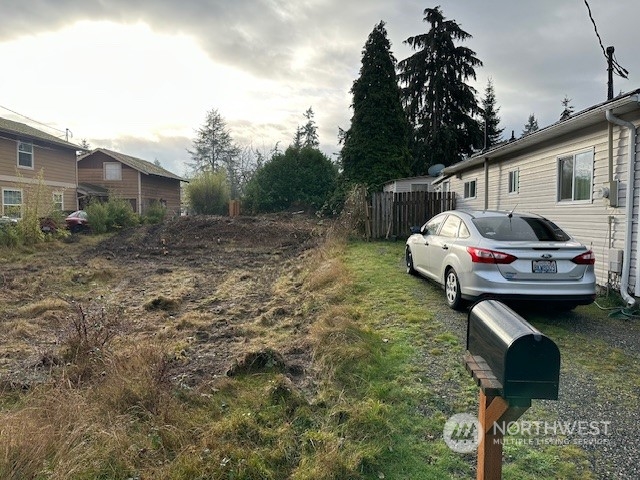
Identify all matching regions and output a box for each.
[558,150,593,201]
[464,180,477,199]
[104,162,122,181]
[2,188,22,219]
[18,141,33,169]
[508,170,519,194]
[53,192,64,211]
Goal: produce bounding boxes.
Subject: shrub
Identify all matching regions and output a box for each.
[85,200,109,234]
[186,170,231,215]
[143,200,167,224]
[106,198,139,231]
[0,223,20,247]
[86,198,139,234]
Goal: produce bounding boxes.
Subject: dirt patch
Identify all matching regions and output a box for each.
[0,214,327,390]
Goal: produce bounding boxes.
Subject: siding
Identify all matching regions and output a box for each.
[444,118,640,287]
[140,175,181,216]
[0,136,77,213]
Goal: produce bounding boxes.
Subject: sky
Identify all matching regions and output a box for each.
[1,0,638,177]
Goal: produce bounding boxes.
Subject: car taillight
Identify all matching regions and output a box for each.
[466,246,517,264]
[572,250,596,265]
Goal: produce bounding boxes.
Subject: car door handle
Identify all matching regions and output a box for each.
[442,245,449,250]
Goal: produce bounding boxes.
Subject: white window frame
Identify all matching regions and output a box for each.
[508,169,519,194]
[17,141,34,169]
[53,192,64,211]
[2,188,23,219]
[557,149,593,203]
[464,179,477,199]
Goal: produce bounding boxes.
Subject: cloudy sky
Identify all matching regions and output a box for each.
[1,0,638,176]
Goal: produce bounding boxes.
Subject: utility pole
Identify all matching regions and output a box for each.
[606,46,615,100]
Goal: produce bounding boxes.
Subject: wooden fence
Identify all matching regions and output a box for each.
[367,191,456,239]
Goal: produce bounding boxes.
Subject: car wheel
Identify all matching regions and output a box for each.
[445,268,464,310]
[70,224,82,234]
[406,247,416,275]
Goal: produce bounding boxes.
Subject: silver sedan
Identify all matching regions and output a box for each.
[405,209,597,310]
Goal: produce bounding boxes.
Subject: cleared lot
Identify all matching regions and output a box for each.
[1,223,638,479]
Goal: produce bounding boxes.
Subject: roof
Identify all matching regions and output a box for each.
[434,88,640,184]
[78,148,187,182]
[77,183,109,196]
[0,117,79,151]
[384,175,435,185]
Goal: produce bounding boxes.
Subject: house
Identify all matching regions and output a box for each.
[382,175,438,193]
[0,117,79,219]
[432,88,640,305]
[77,148,186,216]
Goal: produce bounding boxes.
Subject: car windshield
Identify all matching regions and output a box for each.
[472,216,571,241]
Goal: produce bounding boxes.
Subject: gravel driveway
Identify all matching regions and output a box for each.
[430,294,640,479]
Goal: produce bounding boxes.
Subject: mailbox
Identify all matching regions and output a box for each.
[466,300,560,401]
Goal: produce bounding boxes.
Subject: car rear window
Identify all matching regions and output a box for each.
[472,216,571,241]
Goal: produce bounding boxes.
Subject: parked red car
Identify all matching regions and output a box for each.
[65,210,89,233]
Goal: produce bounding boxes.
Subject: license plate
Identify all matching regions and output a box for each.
[532,260,557,273]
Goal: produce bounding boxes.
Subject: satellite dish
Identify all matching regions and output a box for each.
[428,163,445,176]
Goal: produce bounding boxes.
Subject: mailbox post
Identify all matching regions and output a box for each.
[465,300,560,480]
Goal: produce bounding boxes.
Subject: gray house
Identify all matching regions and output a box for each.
[383,175,438,193]
[433,88,640,306]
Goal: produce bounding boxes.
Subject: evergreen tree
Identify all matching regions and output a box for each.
[292,108,319,149]
[340,21,411,190]
[243,146,338,213]
[559,95,574,121]
[521,114,539,137]
[301,107,319,148]
[187,108,241,197]
[398,6,483,171]
[481,78,504,148]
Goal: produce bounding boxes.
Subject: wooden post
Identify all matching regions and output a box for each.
[465,353,531,480]
[477,391,507,479]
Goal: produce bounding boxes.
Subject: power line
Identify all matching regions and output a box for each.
[0,104,69,137]
[583,0,628,79]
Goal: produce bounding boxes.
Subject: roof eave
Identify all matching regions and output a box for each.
[442,90,640,176]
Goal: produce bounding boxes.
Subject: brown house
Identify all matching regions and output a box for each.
[77,148,186,216]
[0,117,79,219]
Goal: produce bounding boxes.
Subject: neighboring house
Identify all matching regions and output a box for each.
[0,117,79,218]
[432,88,640,306]
[77,148,186,216]
[383,175,438,193]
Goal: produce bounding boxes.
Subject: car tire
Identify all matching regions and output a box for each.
[70,224,82,234]
[406,247,416,275]
[445,268,464,311]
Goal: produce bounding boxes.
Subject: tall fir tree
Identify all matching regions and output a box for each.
[521,113,539,137]
[187,108,241,197]
[340,21,411,190]
[398,6,483,171]
[481,78,504,148]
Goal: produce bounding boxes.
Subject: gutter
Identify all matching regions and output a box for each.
[605,107,638,306]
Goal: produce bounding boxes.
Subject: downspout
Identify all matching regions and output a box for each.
[484,158,489,210]
[605,109,637,306]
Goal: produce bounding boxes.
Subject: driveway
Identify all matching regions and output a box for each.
[430,294,640,479]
